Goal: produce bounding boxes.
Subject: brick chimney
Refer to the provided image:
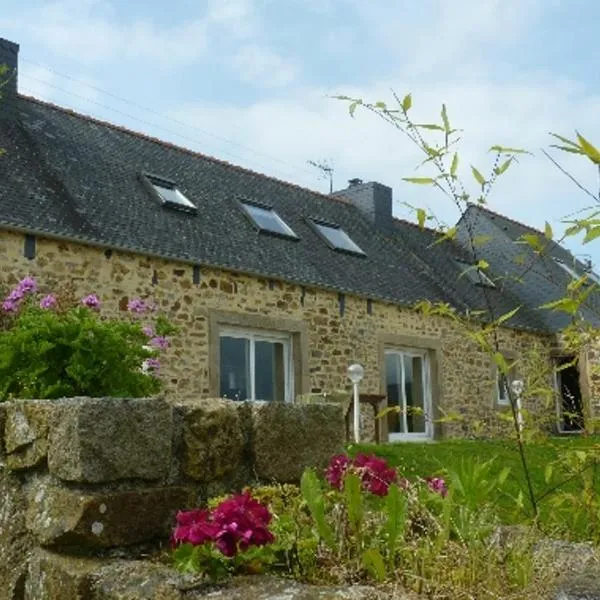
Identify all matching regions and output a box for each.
[0,38,19,121]
[332,179,393,232]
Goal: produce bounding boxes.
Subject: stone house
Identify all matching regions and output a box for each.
[1,37,598,440]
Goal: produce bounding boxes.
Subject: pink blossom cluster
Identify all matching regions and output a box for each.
[325,453,399,497]
[172,492,274,557]
[425,477,448,498]
[2,277,38,312]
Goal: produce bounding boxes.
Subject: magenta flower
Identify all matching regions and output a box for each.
[150,336,169,350]
[172,509,219,547]
[325,453,398,497]
[7,288,24,302]
[426,477,448,498]
[127,298,147,314]
[144,358,160,372]
[325,454,351,490]
[81,294,101,310]
[17,276,37,294]
[39,294,57,310]
[142,325,155,338]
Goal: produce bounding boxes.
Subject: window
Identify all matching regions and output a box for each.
[496,372,511,406]
[385,349,432,439]
[240,201,297,238]
[310,220,365,255]
[144,173,197,213]
[219,329,293,402]
[456,261,496,288]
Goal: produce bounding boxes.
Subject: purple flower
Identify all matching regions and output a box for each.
[144,358,161,372]
[150,336,169,350]
[171,510,219,547]
[426,477,448,498]
[81,294,101,310]
[325,454,351,490]
[325,453,398,497]
[127,298,147,314]
[39,294,57,310]
[7,288,24,302]
[17,276,37,294]
[142,326,155,338]
[2,299,18,313]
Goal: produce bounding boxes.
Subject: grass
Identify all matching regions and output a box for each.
[352,436,600,528]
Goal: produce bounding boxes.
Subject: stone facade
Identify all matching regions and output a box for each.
[0,396,345,598]
[0,229,566,437]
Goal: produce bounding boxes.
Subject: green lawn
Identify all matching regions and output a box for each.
[352,437,600,527]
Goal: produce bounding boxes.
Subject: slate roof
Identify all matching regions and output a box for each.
[0,95,468,311]
[0,95,573,334]
[458,205,600,331]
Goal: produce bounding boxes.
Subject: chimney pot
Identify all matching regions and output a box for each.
[348,178,363,187]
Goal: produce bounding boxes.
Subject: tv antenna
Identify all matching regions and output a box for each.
[307,158,334,193]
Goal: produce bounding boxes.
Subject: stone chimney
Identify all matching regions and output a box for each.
[332,179,393,232]
[0,38,19,121]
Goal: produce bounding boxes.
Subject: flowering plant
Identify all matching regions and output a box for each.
[0,277,174,400]
[172,492,276,578]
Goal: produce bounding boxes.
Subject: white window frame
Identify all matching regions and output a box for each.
[219,328,294,402]
[384,347,433,441]
[496,371,511,407]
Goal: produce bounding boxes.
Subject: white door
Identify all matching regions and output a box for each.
[385,349,433,441]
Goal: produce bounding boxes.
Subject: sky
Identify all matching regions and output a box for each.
[2,0,600,263]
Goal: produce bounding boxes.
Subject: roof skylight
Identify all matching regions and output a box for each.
[456,261,496,288]
[311,220,365,255]
[144,174,197,213]
[240,201,297,238]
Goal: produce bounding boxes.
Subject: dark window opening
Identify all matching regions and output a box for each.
[309,219,365,255]
[143,173,197,213]
[556,356,584,432]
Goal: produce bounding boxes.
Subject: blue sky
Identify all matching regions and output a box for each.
[3,0,600,263]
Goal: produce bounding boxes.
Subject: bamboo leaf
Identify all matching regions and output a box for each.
[549,144,584,155]
[476,259,489,270]
[348,100,362,117]
[416,208,427,229]
[494,157,513,176]
[549,132,580,148]
[375,101,387,110]
[450,152,459,177]
[402,93,412,111]
[538,297,579,315]
[471,165,486,188]
[402,177,436,185]
[489,145,531,155]
[544,221,553,240]
[416,123,445,131]
[576,131,600,164]
[495,306,521,326]
[432,226,457,245]
[441,104,450,133]
[584,227,600,244]
[520,233,545,252]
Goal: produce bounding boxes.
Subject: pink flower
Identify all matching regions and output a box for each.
[144,358,160,373]
[150,336,169,350]
[7,288,24,302]
[172,510,219,547]
[17,276,37,294]
[39,294,57,310]
[142,326,155,338]
[325,454,351,490]
[81,294,101,310]
[325,453,398,497]
[426,477,448,498]
[127,298,147,314]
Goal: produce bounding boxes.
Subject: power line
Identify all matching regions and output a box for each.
[19,73,319,186]
[20,58,319,182]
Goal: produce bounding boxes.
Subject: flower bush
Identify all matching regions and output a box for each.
[0,277,175,400]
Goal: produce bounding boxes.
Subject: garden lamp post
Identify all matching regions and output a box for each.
[347,363,364,443]
[511,379,525,435]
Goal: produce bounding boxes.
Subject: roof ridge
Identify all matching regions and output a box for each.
[391,215,446,235]
[18,94,352,207]
[467,203,544,236]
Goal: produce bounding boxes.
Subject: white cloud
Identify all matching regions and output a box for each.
[232,44,298,87]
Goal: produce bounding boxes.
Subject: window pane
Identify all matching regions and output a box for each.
[385,354,403,434]
[220,336,250,401]
[314,223,364,254]
[405,355,426,433]
[497,373,509,405]
[255,340,286,402]
[152,183,196,208]
[243,204,296,237]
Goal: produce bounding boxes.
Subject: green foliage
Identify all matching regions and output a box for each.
[0,304,161,399]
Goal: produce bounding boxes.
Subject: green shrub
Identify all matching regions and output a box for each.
[0,277,174,400]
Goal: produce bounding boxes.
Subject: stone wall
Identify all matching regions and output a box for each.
[0,230,560,436]
[0,396,345,599]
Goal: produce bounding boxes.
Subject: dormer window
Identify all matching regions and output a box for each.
[309,219,365,256]
[143,173,197,213]
[456,261,496,288]
[240,200,297,239]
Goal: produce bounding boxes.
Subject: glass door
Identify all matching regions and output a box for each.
[385,349,432,440]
